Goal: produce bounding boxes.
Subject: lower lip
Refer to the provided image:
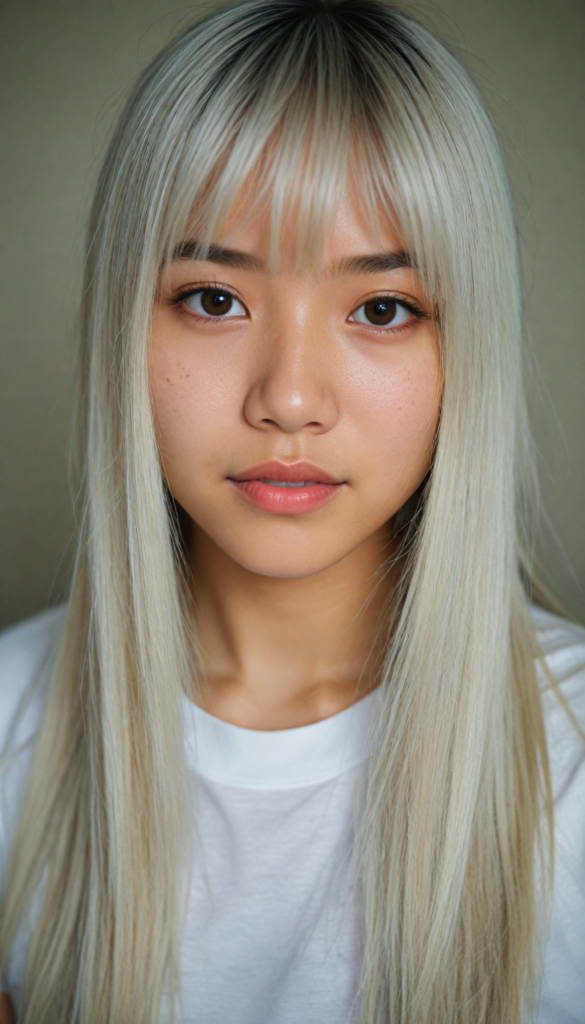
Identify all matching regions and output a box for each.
[230,479,342,514]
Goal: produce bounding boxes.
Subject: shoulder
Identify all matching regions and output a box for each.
[531,603,585,685]
[0,606,66,757]
[0,606,66,878]
[530,603,585,719]
[530,608,585,1015]
[530,604,585,800]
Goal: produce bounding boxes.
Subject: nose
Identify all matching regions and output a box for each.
[243,315,339,435]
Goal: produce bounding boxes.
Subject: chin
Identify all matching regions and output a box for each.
[225,541,345,580]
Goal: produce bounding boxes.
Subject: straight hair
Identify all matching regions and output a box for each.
[0,2,554,1021]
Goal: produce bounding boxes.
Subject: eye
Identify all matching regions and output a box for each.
[183,288,246,318]
[350,296,413,328]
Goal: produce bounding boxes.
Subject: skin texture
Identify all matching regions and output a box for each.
[150,189,442,729]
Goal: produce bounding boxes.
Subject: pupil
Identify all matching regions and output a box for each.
[201,290,233,316]
[365,298,397,325]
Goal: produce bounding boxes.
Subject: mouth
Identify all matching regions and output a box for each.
[228,460,344,514]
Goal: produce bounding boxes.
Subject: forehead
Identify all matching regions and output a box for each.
[180,174,408,276]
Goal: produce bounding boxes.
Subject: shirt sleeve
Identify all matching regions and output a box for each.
[533,606,585,1023]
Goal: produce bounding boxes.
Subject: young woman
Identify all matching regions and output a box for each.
[0,1,583,1022]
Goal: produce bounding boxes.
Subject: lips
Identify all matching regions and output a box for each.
[228,460,344,514]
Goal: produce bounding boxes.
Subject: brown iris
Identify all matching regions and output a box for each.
[200,289,234,315]
[363,298,398,325]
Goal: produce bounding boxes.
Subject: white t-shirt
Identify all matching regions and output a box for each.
[0,605,583,1023]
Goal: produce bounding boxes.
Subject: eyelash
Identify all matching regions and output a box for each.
[170,281,245,319]
[170,282,429,334]
[351,295,429,334]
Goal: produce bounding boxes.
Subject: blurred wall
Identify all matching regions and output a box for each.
[0,0,583,628]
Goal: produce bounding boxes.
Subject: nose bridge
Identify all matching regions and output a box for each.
[244,303,338,433]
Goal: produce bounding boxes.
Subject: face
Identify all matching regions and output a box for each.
[149,187,442,578]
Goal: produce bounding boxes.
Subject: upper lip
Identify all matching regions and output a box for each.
[229,460,342,484]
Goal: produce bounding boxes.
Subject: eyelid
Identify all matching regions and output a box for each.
[348,291,429,331]
[168,283,429,326]
[349,290,427,317]
[170,280,249,314]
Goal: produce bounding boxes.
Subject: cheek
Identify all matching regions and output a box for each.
[345,341,441,490]
[149,338,242,475]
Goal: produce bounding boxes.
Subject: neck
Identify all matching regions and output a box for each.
[188,523,396,729]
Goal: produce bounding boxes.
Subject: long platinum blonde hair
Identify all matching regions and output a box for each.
[0,2,554,1021]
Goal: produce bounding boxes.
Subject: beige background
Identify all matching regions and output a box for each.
[0,0,583,629]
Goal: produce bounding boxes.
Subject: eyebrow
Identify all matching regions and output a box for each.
[172,241,265,271]
[335,250,413,274]
[172,241,413,275]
